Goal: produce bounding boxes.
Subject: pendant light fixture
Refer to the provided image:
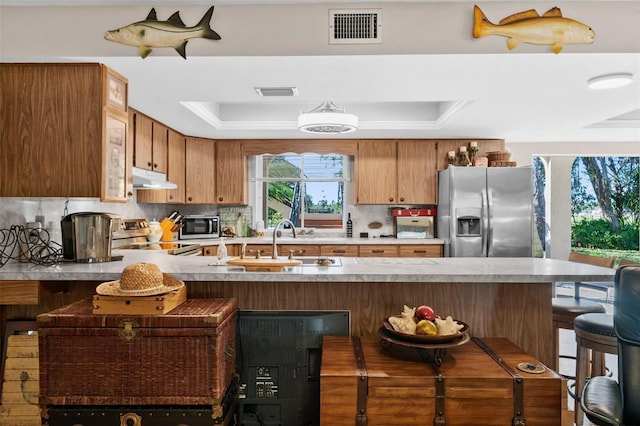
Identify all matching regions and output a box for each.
[298,101,358,134]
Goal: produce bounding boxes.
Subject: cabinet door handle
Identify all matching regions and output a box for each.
[333,249,346,254]
[147,161,152,167]
[399,197,405,202]
[372,249,384,253]
[413,250,427,254]
[218,197,224,202]
[188,196,193,202]
[388,197,394,202]
[169,195,173,200]
[205,248,212,255]
[153,162,158,169]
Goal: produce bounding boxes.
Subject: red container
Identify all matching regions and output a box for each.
[391,208,437,217]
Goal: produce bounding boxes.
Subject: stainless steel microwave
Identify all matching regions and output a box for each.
[179,215,220,240]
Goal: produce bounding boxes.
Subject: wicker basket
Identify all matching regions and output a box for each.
[487,151,511,162]
[489,160,517,167]
[38,298,237,407]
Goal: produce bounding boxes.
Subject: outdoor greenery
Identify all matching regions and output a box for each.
[533,156,639,261]
[263,154,344,227]
[571,157,639,254]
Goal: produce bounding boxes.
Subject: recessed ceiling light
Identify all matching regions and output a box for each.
[255,87,299,97]
[587,73,634,90]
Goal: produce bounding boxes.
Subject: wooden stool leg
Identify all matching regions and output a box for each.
[553,322,560,372]
[592,351,606,377]
[575,338,589,426]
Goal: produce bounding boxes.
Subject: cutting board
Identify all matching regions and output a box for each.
[226,257,303,271]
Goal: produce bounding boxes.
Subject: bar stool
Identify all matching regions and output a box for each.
[552,298,605,373]
[573,312,617,426]
[551,252,614,373]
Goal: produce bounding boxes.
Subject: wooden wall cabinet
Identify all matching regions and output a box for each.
[0,63,129,201]
[185,137,216,204]
[132,110,168,173]
[139,136,247,206]
[355,140,437,205]
[137,129,186,204]
[215,140,248,205]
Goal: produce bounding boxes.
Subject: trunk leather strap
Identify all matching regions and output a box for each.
[434,374,446,425]
[351,336,368,426]
[472,337,525,426]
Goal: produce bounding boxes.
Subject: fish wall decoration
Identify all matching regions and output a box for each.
[105,6,221,59]
[472,5,595,54]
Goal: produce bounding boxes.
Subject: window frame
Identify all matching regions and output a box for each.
[250,152,353,230]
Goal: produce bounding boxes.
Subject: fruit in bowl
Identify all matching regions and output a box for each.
[387,304,465,336]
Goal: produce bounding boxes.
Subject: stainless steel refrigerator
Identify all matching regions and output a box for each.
[437,166,533,257]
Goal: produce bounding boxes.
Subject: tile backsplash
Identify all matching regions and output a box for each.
[1,196,427,243]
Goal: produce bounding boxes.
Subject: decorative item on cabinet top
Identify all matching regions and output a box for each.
[105,6,221,59]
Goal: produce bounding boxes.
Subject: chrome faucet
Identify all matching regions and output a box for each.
[272,219,296,259]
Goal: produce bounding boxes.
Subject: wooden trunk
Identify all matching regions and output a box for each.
[91,285,187,315]
[37,298,237,412]
[321,336,562,426]
[41,379,237,426]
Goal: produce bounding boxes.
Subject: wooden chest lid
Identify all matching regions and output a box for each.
[37,298,237,328]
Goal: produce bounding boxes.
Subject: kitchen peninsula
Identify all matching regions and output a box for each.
[0,252,615,371]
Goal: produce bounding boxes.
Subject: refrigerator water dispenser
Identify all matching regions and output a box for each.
[455,209,481,236]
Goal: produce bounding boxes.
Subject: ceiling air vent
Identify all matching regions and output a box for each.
[329,9,382,44]
[255,87,299,97]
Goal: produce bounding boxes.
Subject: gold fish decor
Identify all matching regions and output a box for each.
[472,5,595,54]
[105,6,221,59]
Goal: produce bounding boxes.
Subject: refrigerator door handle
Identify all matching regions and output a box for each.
[486,189,494,256]
[481,189,488,257]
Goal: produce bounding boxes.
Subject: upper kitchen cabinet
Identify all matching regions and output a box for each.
[397,140,437,204]
[215,140,248,205]
[132,110,168,173]
[0,63,129,201]
[436,139,505,170]
[137,128,186,204]
[355,140,397,204]
[355,140,437,205]
[185,137,216,204]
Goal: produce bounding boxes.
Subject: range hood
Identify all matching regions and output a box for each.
[132,167,178,189]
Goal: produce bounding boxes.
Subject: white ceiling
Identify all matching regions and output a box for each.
[1,1,639,144]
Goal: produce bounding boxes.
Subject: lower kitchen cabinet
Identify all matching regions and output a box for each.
[202,243,443,258]
[202,245,240,257]
[359,245,400,257]
[320,245,359,257]
[400,244,443,257]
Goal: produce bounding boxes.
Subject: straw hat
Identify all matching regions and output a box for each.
[96,263,184,296]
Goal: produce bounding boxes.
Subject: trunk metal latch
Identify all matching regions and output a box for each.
[118,319,138,342]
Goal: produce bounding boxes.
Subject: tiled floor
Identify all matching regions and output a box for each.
[556,283,617,426]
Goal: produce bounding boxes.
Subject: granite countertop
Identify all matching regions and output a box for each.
[0,250,616,283]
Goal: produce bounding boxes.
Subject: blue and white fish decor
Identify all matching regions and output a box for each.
[105,6,221,59]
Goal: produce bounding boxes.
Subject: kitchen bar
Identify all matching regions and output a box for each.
[0,252,615,370]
